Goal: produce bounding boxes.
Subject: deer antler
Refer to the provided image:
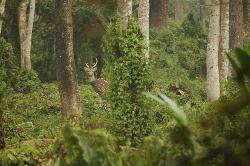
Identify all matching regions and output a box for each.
[84,58,98,69]
[93,58,98,68]
[85,63,90,68]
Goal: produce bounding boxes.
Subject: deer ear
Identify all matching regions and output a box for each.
[84,67,88,71]
[93,67,97,71]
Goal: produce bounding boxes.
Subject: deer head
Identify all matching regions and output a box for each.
[84,58,98,82]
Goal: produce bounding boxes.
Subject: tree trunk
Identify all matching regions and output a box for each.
[139,0,150,61]
[117,0,132,29]
[18,0,29,68]
[55,0,82,117]
[24,0,35,69]
[0,0,6,35]
[229,0,244,48]
[207,0,221,101]
[18,0,35,69]
[243,0,248,30]
[200,0,206,29]
[150,0,168,29]
[229,0,244,77]
[0,104,4,150]
[219,0,230,83]
[175,0,184,21]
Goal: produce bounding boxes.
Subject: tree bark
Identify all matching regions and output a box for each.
[0,0,6,35]
[139,0,150,61]
[24,0,35,69]
[18,0,35,69]
[243,0,248,30]
[229,0,244,49]
[219,0,230,82]
[229,0,244,77]
[207,0,221,101]
[150,0,168,29]
[18,0,29,68]
[117,0,132,29]
[175,0,184,21]
[200,0,206,29]
[55,0,82,117]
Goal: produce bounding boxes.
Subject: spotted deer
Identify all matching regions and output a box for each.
[84,58,109,100]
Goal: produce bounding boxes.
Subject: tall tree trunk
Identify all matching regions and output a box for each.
[175,0,184,21]
[219,0,230,83]
[229,0,244,77]
[229,0,244,48]
[55,0,82,117]
[150,0,168,29]
[0,104,4,150]
[18,0,29,68]
[139,0,149,61]
[24,0,35,69]
[0,0,6,35]
[200,0,206,29]
[207,0,221,101]
[117,0,132,29]
[243,0,248,30]
[18,0,35,69]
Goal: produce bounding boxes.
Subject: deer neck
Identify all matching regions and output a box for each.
[89,75,96,82]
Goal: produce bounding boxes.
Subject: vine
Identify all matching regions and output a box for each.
[102,18,153,146]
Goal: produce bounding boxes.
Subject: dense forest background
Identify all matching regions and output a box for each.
[0,0,250,165]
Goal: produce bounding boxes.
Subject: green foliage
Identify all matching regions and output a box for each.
[102,18,154,146]
[56,126,119,166]
[180,13,206,39]
[3,84,62,144]
[0,37,17,100]
[0,144,40,166]
[150,18,207,105]
[14,69,41,94]
[3,83,105,145]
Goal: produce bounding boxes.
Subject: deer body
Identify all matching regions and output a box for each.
[84,59,109,100]
[90,78,109,99]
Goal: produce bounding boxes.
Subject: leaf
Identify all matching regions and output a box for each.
[158,93,188,126]
[144,92,188,127]
[142,92,165,104]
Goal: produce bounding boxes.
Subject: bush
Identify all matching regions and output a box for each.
[14,69,41,94]
[56,126,119,166]
[102,18,154,146]
[0,37,17,99]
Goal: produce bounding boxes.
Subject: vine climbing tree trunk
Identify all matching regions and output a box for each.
[219,0,230,83]
[139,0,150,61]
[18,0,36,69]
[150,0,168,29]
[207,0,221,101]
[55,0,82,118]
[117,0,132,29]
[0,0,6,35]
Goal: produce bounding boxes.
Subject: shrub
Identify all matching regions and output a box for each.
[0,37,17,99]
[102,18,154,146]
[14,69,41,94]
[56,126,119,166]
